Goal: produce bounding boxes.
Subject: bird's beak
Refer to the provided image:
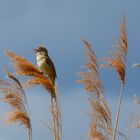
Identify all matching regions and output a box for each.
[33,48,38,53]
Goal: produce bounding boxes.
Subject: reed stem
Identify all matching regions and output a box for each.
[51,93,61,140]
[28,127,32,140]
[51,96,57,140]
[112,83,124,140]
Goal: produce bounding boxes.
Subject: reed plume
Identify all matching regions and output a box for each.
[130,61,140,137]
[77,40,112,140]
[133,63,140,68]
[101,16,128,140]
[130,115,140,129]
[0,72,32,140]
[6,51,61,140]
[6,51,55,96]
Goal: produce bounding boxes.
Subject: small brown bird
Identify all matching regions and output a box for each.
[34,46,57,85]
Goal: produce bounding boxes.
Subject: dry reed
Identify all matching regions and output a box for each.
[130,60,140,138]
[101,16,127,85]
[0,72,32,140]
[130,96,140,132]
[133,63,140,68]
[6,110,30,128]
[130,115,140,129]
[6,51,55,97]
[6,50,61,140]
[90,122,108,140]
[77,40,112,140]
[101,16,128,140]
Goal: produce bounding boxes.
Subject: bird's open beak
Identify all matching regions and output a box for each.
[33,48,38,53]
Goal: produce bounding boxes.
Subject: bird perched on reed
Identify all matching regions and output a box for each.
[34,46,57,86]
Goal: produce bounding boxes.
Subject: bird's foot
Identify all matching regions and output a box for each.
[40,72,49,79]
[43,74,49,79]
[40,72,44,75]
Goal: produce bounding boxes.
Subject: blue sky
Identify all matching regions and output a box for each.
[0,0,140,91]
[0,0,140,140]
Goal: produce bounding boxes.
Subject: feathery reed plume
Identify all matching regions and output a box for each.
[130,96,140,129]
[101,16,127,85]
[101,16,128,140]
[127,96,140,139]
[133,63,140,68]
[6,51,61,140]
[130,115,140,129]
[90,122,108,140]
[77,40,112,140]
[130,66,140,137]
[6,110,30,128]
[6,51,55,97]
[134,95,140,105]
[0,72,32,140]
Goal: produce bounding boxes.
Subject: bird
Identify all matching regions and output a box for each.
[34,46,57,86]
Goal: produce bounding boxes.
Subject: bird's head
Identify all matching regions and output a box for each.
[34,46,48,56]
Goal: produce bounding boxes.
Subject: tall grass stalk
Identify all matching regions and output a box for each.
[101,16,128,140]
[112,83,124,140]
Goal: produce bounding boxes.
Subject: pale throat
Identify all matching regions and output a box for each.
[36,52,48,71]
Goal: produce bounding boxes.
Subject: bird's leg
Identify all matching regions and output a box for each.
[44,74,49,79]
[45,75,49,78]
[39,72,49,79]
[40,71,44,75]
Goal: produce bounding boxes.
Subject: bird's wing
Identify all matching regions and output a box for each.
[46,56,57,78]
